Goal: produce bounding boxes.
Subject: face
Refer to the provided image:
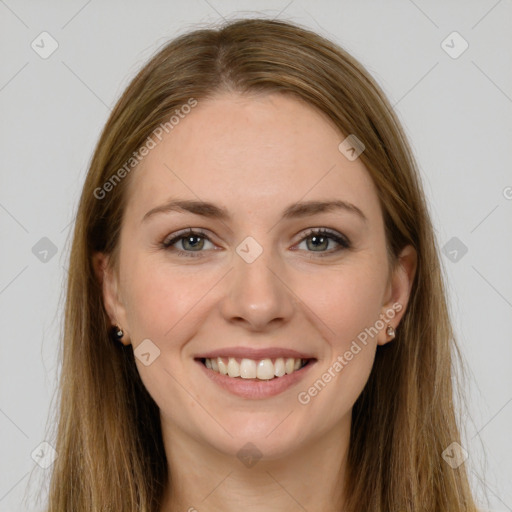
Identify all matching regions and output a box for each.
[95,92,416,460]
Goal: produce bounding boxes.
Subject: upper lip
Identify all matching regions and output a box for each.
[195,347,316,360]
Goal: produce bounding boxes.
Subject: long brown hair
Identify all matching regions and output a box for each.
[36,17,482,511]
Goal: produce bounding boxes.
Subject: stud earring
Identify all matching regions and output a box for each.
[386,325,395,339]
[111,325,124,340]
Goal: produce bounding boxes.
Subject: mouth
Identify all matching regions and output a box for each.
[197,356,313,381]
[194,352,317,399]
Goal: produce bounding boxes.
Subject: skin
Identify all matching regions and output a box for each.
[94,92,417,511]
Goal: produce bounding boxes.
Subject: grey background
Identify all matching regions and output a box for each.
[0,1,511,510]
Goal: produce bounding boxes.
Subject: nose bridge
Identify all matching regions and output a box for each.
[220,235,295,329]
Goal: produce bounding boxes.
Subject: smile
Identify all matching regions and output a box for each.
[202,356,309,380]
[195,351,317,399]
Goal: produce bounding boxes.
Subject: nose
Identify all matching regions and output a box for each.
[219,248,296,332]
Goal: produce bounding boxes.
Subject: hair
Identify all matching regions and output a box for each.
[36,16,482,511]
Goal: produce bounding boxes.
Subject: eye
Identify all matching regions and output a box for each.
[161,228,215,258]
[295,228,351,256]
[160,227,351,258]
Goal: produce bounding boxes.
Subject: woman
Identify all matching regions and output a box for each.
[43,17,480,511]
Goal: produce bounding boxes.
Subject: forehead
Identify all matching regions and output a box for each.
[124,92,381,226]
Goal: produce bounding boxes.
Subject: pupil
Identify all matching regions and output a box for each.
[184,236,203,250]
[308,235,327,251]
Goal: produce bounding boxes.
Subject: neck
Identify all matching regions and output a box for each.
[159,419,350,512]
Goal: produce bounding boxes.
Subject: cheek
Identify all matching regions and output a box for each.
[300,261,386,348]
[121,259,208,420]
[292,260,385,415]
[122,255,214,341]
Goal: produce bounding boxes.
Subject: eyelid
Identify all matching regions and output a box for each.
[161,227,351,257]
[161,228,215,251]
[162,227,211,245]
[296,227,350,247]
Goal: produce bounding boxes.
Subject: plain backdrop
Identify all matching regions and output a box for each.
[0,1,511,510]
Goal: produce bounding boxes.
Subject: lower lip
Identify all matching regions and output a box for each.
[195,359,316,399]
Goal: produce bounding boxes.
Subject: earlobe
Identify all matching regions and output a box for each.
[378,244,417,346]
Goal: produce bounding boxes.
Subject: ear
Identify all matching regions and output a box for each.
[377,244,417,346]
[92,252,131,345]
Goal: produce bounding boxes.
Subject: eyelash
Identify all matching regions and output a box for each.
[160,227,351,258]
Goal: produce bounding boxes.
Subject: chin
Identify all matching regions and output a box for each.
[195,414,309,461]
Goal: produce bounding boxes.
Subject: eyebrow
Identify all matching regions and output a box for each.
[141,198,368,224]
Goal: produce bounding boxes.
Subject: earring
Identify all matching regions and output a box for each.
[386,325,395,339]
[111,325,124,340]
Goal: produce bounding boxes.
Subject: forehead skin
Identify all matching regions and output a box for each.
[121,92,385,257]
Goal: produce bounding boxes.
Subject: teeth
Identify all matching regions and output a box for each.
[274,358,286,377]
[257,359,274,380]
[217,358,228,375]
[240,358,257,378]
[204,356,307,380]
[227,357,240,377]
